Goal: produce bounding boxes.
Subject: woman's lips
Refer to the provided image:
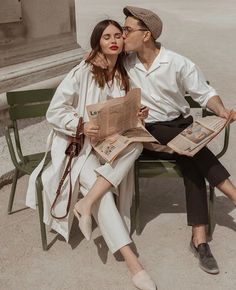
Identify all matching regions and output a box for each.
[109,46,119,50]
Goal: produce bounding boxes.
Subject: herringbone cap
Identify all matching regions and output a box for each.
[123,6,163,40]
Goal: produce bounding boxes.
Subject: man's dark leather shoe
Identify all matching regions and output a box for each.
[190,240,219,274]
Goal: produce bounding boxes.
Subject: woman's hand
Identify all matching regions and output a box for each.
[83,122,99,138]
[137,106,149,121]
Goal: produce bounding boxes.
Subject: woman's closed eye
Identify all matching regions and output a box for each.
[103,33,122,40]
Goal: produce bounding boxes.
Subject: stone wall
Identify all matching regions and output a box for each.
[0,0,72,45]
[0,0,77,68]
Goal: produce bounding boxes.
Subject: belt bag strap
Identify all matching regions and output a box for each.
[50,117,84,219]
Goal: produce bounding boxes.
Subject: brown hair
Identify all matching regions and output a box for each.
[86,19,129,93]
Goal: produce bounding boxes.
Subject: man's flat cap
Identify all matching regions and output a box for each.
[123,6,163,40]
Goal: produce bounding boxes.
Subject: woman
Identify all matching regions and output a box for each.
[26,20,157,290]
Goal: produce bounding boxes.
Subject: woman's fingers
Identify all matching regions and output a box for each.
[137,107,149,120]
[88,129,99,137]
[84,123,99,137]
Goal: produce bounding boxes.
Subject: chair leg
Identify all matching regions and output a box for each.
[208,185,215,238]
[8,168,19,214]
[36,175,48,251]
[134,162,141,235]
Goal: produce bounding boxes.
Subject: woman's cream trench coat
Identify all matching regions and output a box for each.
[26,61,136,247]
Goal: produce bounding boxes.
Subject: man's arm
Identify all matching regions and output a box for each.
[206,95,228,117]
[206,95,236,121]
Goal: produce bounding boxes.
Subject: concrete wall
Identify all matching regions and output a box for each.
[21,0,71,38]
[0,0,72,45]
[0,0,81,112]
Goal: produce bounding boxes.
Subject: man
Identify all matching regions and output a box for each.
[95,6,236,275]
[123,6,236,275]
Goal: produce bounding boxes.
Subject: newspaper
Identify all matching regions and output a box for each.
[86,88,157,162]
[167,113,232,156]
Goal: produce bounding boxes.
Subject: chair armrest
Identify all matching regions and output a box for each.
[5,125,22,169]
[202,109,230,159]
[216,123,230,159]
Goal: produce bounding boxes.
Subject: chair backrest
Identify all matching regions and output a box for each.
[6,88,56,161]
[185,94,201,109]
[185,81,210,115]
[7,88,56,120]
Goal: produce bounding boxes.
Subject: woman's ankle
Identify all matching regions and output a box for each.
[126,258,143,275]
[75,198,92,216]
[119,246,143,275]
[129,264,143,275]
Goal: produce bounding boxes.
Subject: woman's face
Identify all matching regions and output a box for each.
[100,24,123,56]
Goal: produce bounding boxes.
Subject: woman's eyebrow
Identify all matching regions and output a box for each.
[103,32,122,37]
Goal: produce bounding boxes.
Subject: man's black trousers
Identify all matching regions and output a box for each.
[145,115,230,225]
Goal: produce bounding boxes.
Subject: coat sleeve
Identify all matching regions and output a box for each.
[46,63,84,134]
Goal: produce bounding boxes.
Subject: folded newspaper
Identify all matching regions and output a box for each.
[86,88,157,162]
[167,113,232,157]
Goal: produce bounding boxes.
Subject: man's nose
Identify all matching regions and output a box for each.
[122,32,127,39]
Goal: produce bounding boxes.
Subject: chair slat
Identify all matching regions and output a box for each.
[8,102,50,120]
[7,88,55,105]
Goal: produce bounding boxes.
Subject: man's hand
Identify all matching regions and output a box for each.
[206,95,236,123]
[218,108,236,123]
[86,51,108,69]
[83,122,99,138]
[218,108,232,119]
[228,110,236,123]
[137,106,149,121]
[231,111,236,122]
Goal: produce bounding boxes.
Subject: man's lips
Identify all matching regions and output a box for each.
[109,46,119,50]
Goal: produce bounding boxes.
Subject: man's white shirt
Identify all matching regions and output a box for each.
[124,46,217,123]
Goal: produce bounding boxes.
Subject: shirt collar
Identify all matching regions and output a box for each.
[132,44,169,73]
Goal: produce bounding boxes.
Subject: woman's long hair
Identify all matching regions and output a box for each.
[86,20,129,93]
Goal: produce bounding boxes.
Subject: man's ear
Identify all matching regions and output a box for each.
[143,31,152,42]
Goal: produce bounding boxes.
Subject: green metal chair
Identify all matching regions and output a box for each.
[134,94,230,236]
[5,88,55,250]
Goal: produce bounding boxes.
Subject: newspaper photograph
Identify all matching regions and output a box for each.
[167,114,232,156]
[86,88,157,162]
